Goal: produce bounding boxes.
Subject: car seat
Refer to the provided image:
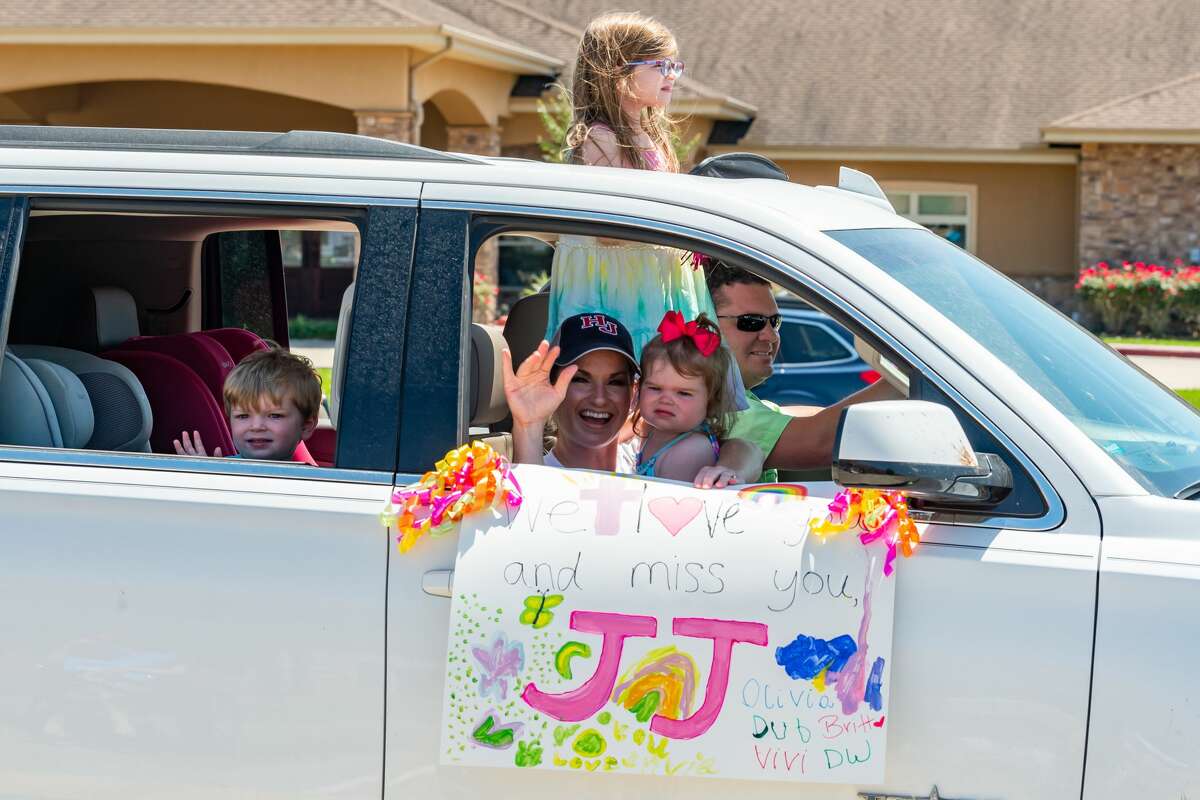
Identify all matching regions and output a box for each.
[501,289,549,375]
[469,323,512,459]
[0,350,94,449]
[199,328,271,364]
[102,349,237,456]
[10,345,152,452]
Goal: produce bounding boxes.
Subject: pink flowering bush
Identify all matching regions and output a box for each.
[1076,259,1200,336]
[472,270,500,323]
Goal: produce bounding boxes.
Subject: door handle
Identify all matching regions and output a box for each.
[422,569,454,598]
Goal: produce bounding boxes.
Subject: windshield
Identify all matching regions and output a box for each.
[827,228,1200,498]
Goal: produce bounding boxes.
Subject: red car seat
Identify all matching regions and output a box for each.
[102,349,236,456]
[199,328,271,365]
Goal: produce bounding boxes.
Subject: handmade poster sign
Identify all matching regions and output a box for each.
[440,466,899,784]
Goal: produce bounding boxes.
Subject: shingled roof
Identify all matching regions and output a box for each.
[0,0,486,32]
[1044,70,1200,142]
[5,0,1200,150]
[485,0,1200,150]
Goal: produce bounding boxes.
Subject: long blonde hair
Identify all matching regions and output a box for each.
[564,12,680,172]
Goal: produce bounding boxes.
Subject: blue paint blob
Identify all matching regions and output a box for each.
[775,633,858,680]
[826,634,858,673]
[864,657,885,711]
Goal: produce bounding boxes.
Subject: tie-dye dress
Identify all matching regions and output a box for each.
[544,137,747,407]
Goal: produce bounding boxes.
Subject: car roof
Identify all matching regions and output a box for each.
[0,126,921,240]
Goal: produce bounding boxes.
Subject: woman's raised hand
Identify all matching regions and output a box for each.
[501,341,578,428]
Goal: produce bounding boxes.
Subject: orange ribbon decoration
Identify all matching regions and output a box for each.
[380,441,523,553]
[810,488,920,577]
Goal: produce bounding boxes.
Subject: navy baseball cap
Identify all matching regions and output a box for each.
[551,313,639,375]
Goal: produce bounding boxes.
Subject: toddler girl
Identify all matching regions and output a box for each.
[629,311,738,483]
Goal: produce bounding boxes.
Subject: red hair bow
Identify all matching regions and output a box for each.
[658,310,720,357]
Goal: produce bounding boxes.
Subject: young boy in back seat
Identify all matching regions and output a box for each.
[174,348,321,461]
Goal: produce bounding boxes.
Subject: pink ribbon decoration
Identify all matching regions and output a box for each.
[658,310,720,357]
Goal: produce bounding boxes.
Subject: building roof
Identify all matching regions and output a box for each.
[434,0,753,114]
[486,0,1200,151]
[0,0,474,31]
[4,0,1200,150]
[1044,70,1200,143]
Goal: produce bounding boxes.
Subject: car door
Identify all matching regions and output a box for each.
[384,185,1100,800]
[0,191,417,797]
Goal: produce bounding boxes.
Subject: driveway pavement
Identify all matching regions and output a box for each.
[291,339,333,369]
[1127,355,1200,390]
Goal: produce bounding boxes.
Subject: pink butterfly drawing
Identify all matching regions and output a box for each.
[472,631,525,701]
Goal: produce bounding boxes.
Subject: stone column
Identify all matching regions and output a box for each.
[354,110,416,143]
[1079,142,1200,268]
[447,125,504,322]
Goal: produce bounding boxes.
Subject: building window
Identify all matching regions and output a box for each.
[882,183,977,252]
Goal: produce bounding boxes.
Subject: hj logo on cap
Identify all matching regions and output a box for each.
[579,314,619,336]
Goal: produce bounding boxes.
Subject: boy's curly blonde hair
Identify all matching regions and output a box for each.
[223,347,322,421]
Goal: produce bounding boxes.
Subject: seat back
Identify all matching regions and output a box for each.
[116,334,235,407]
[23,358,95,449]
[329,282,355,429]
[469,323,512,458]
[469,323,509,427]
[103,349,236,456]
[501,290,549,373]
[200,328,271,364]
[11,345,153,452]
[0,350,66,447]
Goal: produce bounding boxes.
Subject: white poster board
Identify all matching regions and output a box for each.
[439,466,896,783]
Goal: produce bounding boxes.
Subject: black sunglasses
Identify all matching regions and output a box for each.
[718,313,783,332]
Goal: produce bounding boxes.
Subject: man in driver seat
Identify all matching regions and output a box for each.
[706,261,900,482]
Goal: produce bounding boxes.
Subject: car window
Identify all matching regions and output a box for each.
[203,231,285,345]
[778,321,852,364]
[829,227,1200,498]
[0,201,401,475]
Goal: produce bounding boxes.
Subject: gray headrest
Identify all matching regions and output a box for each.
[10,345,153,452]
[329,282,355,429]
[92,286,140,350]
[501,291,549,373]
[0,350,62,447]
[23,359,94,449]
[469,324,508,426]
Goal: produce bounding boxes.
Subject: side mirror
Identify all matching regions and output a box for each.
[833,401,1012,505]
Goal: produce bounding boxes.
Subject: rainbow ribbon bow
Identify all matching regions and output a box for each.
[810,488,920,577]
[380,441,523,553]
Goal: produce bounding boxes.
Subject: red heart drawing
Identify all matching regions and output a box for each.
[647,497,704,537]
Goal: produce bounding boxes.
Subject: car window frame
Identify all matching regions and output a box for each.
[411,197,1066,533]
[0,188,417,484]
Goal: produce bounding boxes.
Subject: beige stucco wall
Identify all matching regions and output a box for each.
[3,80,356,132]
[776,160,1079,279]
[0,45,412,112]
[415,59,515,126]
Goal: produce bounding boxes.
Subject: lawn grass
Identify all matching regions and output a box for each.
[316,367,332,399]
[1178,389,1200,410]
[1104,336,1200,348]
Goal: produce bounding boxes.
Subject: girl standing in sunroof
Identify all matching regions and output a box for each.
[544,12,736,387]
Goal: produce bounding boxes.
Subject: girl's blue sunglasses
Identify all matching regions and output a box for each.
[626,58,685,78]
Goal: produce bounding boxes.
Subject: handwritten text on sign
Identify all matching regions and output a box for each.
[440,466,896,783]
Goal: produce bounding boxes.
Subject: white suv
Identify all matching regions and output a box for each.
[0,126,1196,800]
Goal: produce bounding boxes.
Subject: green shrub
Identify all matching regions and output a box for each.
[1077,260,1200,336]
[288,315,338,340]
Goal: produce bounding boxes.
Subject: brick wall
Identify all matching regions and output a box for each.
[1079,142,1200,267]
